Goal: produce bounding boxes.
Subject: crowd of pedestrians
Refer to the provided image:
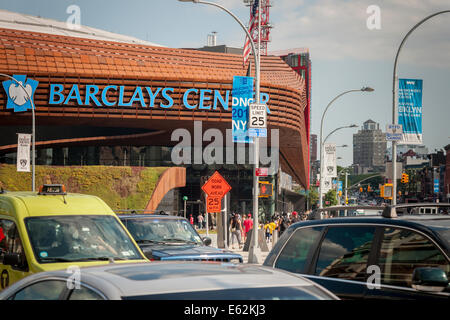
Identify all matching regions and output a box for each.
[187,209,311,249]
[227,210,311,248]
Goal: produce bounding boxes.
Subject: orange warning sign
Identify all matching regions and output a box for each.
[206,196,221,213]
[201,171,232,198]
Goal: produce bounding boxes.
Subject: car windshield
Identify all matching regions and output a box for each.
[25,215,142,263]
[123,218,203,245]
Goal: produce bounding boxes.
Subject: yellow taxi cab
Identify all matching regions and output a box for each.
[0,184,148,290]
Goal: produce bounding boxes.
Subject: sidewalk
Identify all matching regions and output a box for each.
[207,232,273,264]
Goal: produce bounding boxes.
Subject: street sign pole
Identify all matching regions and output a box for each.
[248,0,262,264]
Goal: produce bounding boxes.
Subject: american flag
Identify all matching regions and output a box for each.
[243,0,259,67]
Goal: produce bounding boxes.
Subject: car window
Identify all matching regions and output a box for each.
[274,226,323,274]
[124,218,202,245]
[378,227,450,288]
[0,219,28,271]
[315,226,376,281]
[68,286,105,300]
[12,280,66,300]
[25,215,142,263]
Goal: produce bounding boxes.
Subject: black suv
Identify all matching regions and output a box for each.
[264,203,450,299]
[118,214,243,263]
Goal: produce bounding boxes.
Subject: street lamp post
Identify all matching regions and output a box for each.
[319,88,373,209]
[0,73,36,192]
[178,0,262,263]
[319,123,361,209]
[391,10,450,205]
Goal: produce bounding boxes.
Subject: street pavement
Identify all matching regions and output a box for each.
[207,232,273,264]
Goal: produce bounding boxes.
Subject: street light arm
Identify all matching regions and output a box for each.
[191,0,260,101]
[347,174,382,190]
[323,125,357,145]
[391,10,450,205]
[319,87,373,209]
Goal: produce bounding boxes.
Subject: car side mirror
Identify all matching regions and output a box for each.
[3,253,21,267]
[202,237,212,246]
[412,267,449,293]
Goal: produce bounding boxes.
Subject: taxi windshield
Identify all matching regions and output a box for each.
[123,218,203,245]
[25,215,142,263]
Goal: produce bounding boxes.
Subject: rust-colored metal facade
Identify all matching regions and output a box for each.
[0,28,308,187]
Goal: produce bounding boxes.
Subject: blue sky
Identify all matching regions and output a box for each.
[2,0,449,166]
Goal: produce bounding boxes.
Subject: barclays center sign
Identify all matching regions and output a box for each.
[3,75,271,113]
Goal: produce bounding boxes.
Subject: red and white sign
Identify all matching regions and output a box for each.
[256,168,268,177]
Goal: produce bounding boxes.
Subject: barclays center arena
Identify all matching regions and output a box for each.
[0,10,311,218]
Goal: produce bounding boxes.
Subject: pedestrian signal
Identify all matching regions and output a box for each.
[258,181,273,197]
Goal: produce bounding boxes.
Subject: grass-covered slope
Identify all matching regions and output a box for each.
[0,164,168,210]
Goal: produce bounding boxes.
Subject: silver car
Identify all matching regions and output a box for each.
[0,262,339,300]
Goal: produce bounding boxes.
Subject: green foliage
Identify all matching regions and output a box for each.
[324,189,338,207]
[307,187,319,208]
[0,164,168,210]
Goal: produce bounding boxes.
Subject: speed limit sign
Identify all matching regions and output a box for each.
[248,103,267,137]
[249,103,267,129]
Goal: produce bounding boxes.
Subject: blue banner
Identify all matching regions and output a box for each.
[398,78,423,144]
[434,179,439,193]
[232,76,254,143]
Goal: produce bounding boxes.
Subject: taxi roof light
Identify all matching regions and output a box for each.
[38,184,67,196]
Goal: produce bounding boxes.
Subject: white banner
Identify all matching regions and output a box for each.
[323,143,337,178]
[17,133,31,172]
[322,176,333,194]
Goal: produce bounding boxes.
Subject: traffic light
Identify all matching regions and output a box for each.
[401,173,409,184]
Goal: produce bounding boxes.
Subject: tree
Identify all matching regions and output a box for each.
[307,187,319,209]
[324,189,338,207]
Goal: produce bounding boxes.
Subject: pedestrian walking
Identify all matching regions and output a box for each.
[243,213,253,242]
[197,213,204,229]
[230,213,243,249]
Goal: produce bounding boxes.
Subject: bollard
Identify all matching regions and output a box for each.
[272,229,278,246]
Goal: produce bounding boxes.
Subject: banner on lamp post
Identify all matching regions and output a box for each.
[323,143,337,178]
[398,79,423,144]
[17,133,31,172]
[232,76,254,143]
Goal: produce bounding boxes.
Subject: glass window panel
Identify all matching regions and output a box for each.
[274,226,323,274]
[315,226,376,281]
[68,286,104,300]
[13,280,66,300]
[378,227,450,288]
